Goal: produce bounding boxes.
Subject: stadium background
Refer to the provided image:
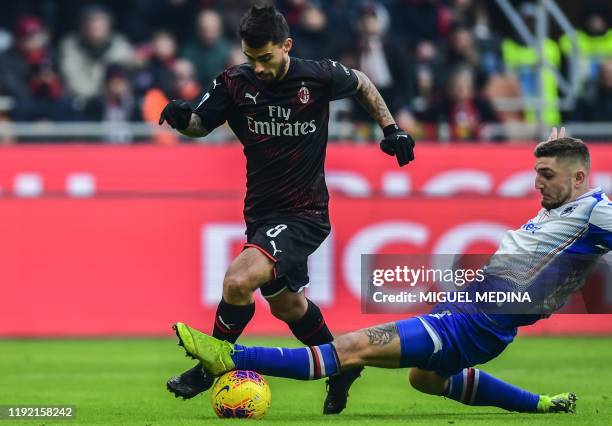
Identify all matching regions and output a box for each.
[0,0,611,339]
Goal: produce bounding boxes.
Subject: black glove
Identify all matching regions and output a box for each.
[158,100,192,130]
[380,124,415,167]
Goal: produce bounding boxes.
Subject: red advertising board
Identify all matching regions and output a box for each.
[0,144,610,197]
[0,144,611,336]
[1,198,611,336]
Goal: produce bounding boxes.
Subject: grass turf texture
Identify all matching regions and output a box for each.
[0,336,610,425]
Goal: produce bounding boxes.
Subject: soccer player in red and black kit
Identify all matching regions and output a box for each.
[159,5,415,414]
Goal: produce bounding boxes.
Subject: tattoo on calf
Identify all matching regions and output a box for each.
[365,322,398,346]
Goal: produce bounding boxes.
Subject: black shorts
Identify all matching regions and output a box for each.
[244,216,330,298]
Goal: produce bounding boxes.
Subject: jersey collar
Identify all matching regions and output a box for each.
[573,187,603,202]
[549,187,603,213]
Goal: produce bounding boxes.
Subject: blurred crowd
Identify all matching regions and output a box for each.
[0,0,610,143]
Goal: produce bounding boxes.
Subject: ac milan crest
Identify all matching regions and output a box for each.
[298,86,310,104]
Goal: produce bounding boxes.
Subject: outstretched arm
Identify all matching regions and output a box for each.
[353,69,415,166]
[353,69,396,129]
[159,100,210,138]
[180,113,209,138]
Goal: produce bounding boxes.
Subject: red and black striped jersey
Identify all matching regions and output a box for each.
[194,57,359,225]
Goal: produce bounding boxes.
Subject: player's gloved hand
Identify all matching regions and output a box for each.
[380,124,415,167]
[158,100,192,130]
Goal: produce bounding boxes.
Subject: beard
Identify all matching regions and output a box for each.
[276,56,288,80]
[260,56,288,84]
[541,199,564,210]
[540,187,572,210]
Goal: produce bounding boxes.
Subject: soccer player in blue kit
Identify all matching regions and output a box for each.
[173,128,611,414]
[159,5,415,413]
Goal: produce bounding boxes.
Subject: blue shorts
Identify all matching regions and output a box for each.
[396,309,517,377]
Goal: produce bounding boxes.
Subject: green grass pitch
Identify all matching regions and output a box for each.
[1,336,611,425]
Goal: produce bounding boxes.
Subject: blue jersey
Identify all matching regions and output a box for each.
[401,189,611,376]
[440,188,612,328]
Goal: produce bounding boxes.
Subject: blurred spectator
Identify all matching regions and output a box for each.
[444,24,488,89]
[292,5,344,60]
[450,0,502,76]
[321,0,355,54]
[451,0,478,27]
[0,0,606,143]
[204,0,261,39]
[418,66,498,141]
[351,2,413,118]
[59,4,133,103]
[410,40,444,113]
[142,59,202,123]
[501,2,561,125]
[83,64,141,123]
[279,0,311,27]
[226,45,247,68]
[0,16,75,121]
[45,0,197,45]
[484,73,523,125]
[390,0,453,45]
[560,3,612,90]
[170,59,201,102]
[85,65,139,143]
[180,9,230,87]
[141,58,201,145]
[0,28,11,55]
[134,30,178,96]
[120,0,200,45]
[573,59,612,122]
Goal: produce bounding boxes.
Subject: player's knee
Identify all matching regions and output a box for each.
[409,368,447,396]
[223,274,255,303]
[408,368,428,393]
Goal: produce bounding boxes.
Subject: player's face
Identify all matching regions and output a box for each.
[242,39,292,82]
[534,157,574,210]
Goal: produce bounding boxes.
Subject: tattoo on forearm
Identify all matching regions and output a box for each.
[355,70,395,128]
[180,113,208,138]
[365,322,398,346]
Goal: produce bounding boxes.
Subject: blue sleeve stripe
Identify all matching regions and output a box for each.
[565,223,612,254]
[588,223,612,250]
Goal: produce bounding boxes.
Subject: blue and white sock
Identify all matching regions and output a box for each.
[231,343,340,380]
[445,368,539,412]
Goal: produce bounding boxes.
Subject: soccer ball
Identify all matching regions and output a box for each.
[211,370,271,419]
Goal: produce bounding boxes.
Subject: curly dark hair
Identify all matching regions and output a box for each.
[239,5,289,48]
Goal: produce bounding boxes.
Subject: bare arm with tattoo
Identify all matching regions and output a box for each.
[352,69,415,166]
[179,113,210,138]
[353,69,396,129]
[159,99,210,138]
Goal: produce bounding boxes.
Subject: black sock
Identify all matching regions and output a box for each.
[288,299,334,346]
[212,298,255,344]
